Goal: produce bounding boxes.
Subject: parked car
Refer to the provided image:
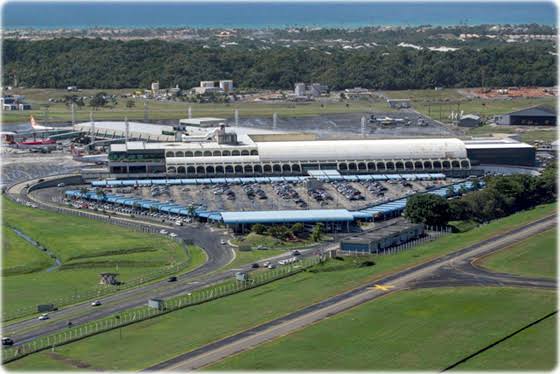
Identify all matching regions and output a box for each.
[220,239,227,245]
[159,229,169,235]
[168,276,177,282]
[169,233,178,238]
[91,300,101,307]
[292,250,301,256]
[251,263,260,269]
[2,337,14,346]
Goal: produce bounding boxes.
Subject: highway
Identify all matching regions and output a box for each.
[145,214,556,371]
[3,177,335,346]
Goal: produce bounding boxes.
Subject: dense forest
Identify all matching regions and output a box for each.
[2,38,556,90]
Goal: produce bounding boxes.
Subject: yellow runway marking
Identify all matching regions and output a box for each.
[369,284,394,292]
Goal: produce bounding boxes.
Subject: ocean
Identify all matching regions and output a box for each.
[2,1,557,29]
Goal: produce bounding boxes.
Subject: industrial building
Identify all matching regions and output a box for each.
[457,114,481,127]
[340,223,425,253]
[494,105,556,126]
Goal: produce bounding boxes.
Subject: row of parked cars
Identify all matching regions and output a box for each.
[331,181,364,201]
[243,184,268,201]
[212,185,236,200]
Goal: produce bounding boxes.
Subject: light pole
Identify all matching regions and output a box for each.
[115,315,122,340]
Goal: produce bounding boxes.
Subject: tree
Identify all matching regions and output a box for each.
[187,205,197,218]
[251,223,266,235]
[311,223,323,242]
[404,194,451,226]
[291,223,304,236]
[89,92,108,110]
[126,99,136,108]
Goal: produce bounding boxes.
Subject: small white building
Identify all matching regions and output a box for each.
[219,80,234,93]
[294,83,306,97]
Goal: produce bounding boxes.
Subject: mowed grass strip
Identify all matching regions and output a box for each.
[1,197,196,313]
[2,226,53,275]
[6,203,556,371]
[478,228,556,279]
[208,287,556,371]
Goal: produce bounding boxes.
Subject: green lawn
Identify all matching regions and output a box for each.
[209,287,556,371]
[455,312,556,371]
[478,228,556,279]
[6,202,556,371]
[1,88,383,125]
[1,197,201,315]
[2,226,53,275]
[383,88,466,101]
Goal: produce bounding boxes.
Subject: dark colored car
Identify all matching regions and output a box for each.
[251,263,260,269]
[2,337,14,346]
[167,276,177,282]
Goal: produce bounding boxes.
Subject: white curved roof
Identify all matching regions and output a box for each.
[255,138,467,161]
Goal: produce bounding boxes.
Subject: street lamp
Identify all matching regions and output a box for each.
[115,315,122,340]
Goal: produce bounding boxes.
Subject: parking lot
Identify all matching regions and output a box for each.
[69,178,457,213]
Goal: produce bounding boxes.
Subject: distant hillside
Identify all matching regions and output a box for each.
[2,38,556,90]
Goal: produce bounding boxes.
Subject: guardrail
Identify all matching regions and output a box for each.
[2,256,322,364]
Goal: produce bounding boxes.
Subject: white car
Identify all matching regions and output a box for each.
[220,239,227,245]
[174,220,183,226]
[57,183,65,187]
[91,300,101,306]
[159,229,169,235]
[38,313,49,320]
[263,261,271,267]
[169,233,178,238]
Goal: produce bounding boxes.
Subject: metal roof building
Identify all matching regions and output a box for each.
[494,105,556,126]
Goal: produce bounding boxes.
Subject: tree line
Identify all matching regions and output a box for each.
[2,38,556,90]
[404,165,557,227]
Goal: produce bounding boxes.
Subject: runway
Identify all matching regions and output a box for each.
[145,214,556,371]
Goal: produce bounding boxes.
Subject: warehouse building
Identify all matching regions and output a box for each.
[340,223,425,253]
[494,105,556,126]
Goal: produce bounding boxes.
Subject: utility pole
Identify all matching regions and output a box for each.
[235,109,239,127]
[361,115,366,138]
[143,101,148,122]
[71,103,76,126]
[90,111,95,146]
[272,112,277,131]
[125,116,129,143]
[188,105,192,119]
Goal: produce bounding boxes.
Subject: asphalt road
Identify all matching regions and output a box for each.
[146,214,556,371]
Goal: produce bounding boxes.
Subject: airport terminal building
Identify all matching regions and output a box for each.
[108,132,474,178]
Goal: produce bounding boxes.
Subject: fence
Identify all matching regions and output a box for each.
[2,256,322,364]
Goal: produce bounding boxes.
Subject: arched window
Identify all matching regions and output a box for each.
[206,166,215,174]
[282,164,291,172]
[216,166,224,174]
[386,162,395,170]
[433,161,442,169]
[451,160,460,168]
[203,151,212,157]
[405,161,413,169]
[273,164,281,172]
[414,161,423,169]
[167,167,176,173]
[241,150,249,156]
[339,163,348,170]
[377,162,386,170]
[292,164,301,172]
[348,163,357,170]
[461,160,470,168]
[187,166,196,174]
[176,151,184,157]
[395,162,404,170]
[264,165,272,173]
[165,151,174,158]
[235,165,243,173]
[254,165,263,173]
[250,150,258,155]
[358,162,366,170]
[196,166,205,174]
[223,150,231,156]
[185,151,193,157]
[244,165,253,173]
[424,161,432,169]
[225,165,234,173]
[213,150,221,157]
[367,162,375,170]
[177,166,186,174]
[232,150,240,156]
[194,151,202,157]
[442,161,451,169]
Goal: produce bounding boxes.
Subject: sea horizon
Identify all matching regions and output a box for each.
[2,1,557,30]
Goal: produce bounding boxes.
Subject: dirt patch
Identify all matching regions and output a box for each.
[45,351,103,371]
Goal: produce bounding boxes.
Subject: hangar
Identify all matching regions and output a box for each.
[494,105,556,126]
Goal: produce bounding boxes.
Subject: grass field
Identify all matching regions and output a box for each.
[455,312,556,371]
[6,202,556,371]
[209,287,556,371]
[2,226,53,275]
[478,228,556,279]
[1,88,387,125]
[2,197,202,314]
